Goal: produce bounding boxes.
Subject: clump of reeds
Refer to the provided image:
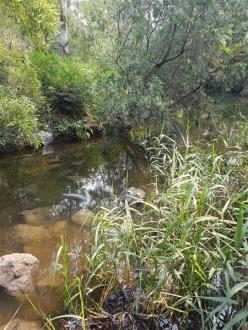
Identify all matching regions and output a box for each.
[49,135,248,329]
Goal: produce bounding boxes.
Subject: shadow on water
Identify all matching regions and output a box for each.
[0,137,149,325]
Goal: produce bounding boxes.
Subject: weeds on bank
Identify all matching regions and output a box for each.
[50,135,248,329]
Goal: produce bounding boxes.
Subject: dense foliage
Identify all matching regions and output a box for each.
[0,0,247,141]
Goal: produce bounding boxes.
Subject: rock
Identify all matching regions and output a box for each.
[127,187,146,199]
[0,253,39,295]
[240,88,248,97]
[226,156,240,166]
[71,209,95,226]
[14,224,52,245]
[18,207,53,225]
[59,316,83,330]
[125,187,146,204]
[38,130,53,146]
[202,129,210,138]
[1,319,42,330]
[48,163,61,171]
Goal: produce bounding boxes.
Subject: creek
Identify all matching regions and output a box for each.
[0,137,148,325]
[0,95,247,326]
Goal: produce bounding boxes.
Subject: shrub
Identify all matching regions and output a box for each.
[30,51,97,116]
[6,62,43,104]
[93,71,167,128]
[0,41,44,105]
[0,88,41,148]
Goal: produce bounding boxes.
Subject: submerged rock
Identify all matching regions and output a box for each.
[23,245,55,268]
[71,209,95,226]
[67,176,84,185]
[0,253,39,296]
[38,130,53,146]
[51,220,67,238]
[71,161,82,166]
[14,224,52,244]
[38,272,63,290]
[47,155,61,164]
[22,183,39,196]
[42,144,55,155]
[0,319,42,330]
[62,192,85,201]
[18,207,53,225]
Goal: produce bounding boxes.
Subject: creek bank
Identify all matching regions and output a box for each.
[0,115,136,153]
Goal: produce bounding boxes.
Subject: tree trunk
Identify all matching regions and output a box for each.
[59,0,69,55]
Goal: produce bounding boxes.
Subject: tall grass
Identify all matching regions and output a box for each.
[49,135,248,329]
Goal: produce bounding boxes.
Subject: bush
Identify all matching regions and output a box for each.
[58,118,90,140]
[0,42,43,105]
[30,51,98,116]
[0,88,41,148]
[7,62,43,104]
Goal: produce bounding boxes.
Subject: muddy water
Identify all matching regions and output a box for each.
[0,137,149,325]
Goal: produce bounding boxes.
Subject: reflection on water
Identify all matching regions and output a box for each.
[0,137,148,325]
